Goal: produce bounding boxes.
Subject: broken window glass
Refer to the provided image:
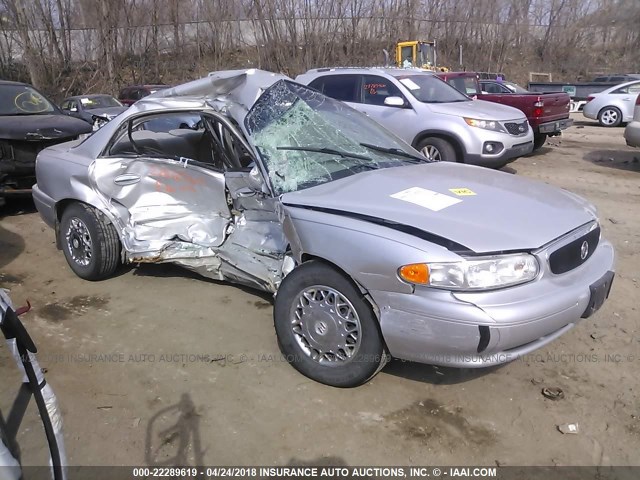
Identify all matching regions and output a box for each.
[246,80,425,194]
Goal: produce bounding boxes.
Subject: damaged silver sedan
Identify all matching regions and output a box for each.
[33,69,615,387]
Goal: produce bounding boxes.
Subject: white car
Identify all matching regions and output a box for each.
[624,94,640,147]
[583,79,640,127]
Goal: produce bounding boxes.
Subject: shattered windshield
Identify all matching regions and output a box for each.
[245,80,425,194]
[0,84,57,115]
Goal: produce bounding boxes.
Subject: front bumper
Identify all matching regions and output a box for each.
[624,121,640,148]
[538,118,573,134]
[465,140,533,168]
[371,238,615,367]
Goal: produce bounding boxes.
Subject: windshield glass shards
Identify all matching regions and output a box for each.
[245,80,425,194]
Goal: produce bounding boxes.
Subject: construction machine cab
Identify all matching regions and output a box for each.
[396,41,446,71]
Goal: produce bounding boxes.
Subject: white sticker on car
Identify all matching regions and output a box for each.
[399,78,420,90]
[390,187,462,211]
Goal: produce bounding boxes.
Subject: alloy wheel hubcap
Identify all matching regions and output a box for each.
[421,145,442,161]
[601,110,618,125]
[290,286,361,364]
[65,217,92,266]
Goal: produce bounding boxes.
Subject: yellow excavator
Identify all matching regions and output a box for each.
[395,40,449,72]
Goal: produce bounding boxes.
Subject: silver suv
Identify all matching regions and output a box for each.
[296,68,534,168]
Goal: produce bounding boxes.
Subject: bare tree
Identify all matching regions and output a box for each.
[1,0,639,97]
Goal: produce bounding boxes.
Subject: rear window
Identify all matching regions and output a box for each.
[309,75,360,102]
[446,76,479,96]
[614,83,640,94]
[481,82,507,94]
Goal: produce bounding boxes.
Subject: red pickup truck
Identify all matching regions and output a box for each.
[436,72,573,150]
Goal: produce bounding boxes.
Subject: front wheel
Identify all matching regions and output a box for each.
[60,203,121,280]
[274,261,387,387]
[416,137,457,162]
[598,106,622,127]
[533,133,547,151]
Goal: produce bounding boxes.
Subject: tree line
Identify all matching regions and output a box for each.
[0,0,638,99]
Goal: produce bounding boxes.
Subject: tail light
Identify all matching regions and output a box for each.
[586,96,595,102]
[533,99,544,117]
[636,94,640,106]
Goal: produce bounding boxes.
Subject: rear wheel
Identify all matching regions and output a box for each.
[60,203,120,280]
[533,133,547,150]
[274,261,387,387]
[417,137,457,162]
[598,106,622,127]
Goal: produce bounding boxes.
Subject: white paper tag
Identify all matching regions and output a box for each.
[390,187,462,211]
[399,78,420,90]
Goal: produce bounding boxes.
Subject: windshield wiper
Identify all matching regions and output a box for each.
[359,143,426,163]
[277,146,372,162]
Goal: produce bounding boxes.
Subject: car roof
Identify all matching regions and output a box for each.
[64,94,115,100]
[439,71,476,78]
[123,84,170,89]
[300,67,435,77]
[0,79,31,87]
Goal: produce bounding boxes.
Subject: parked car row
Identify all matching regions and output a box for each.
[31,69,615,387]
[296,68,534,168]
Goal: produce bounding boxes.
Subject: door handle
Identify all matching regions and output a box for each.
[359,111,369,116]
[114,173,141,186]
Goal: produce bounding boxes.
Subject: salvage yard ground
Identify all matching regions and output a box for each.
[1,112,639,466]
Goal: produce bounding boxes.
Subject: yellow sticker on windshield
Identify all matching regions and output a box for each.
[449,188,476,196]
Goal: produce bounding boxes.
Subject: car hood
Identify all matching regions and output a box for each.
[426,100,525,121]
[87,106,127,118]
[281,163,596,253]
[0,113,92,140]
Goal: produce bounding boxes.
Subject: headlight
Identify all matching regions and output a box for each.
[463,117,506,133]
[398,254,539,291]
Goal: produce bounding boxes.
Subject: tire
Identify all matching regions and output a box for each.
[274,261,387,387]
[598,106,623,127]
[533,133,547,151]
[416,137,457,162]
[59,203,120,280]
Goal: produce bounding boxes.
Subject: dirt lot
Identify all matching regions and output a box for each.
[1,113,639,467]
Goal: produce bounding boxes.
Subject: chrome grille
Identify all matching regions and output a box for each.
[549,225,600,274]
[503,120,529,136]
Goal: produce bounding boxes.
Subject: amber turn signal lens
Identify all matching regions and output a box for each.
[398,263,430,284]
